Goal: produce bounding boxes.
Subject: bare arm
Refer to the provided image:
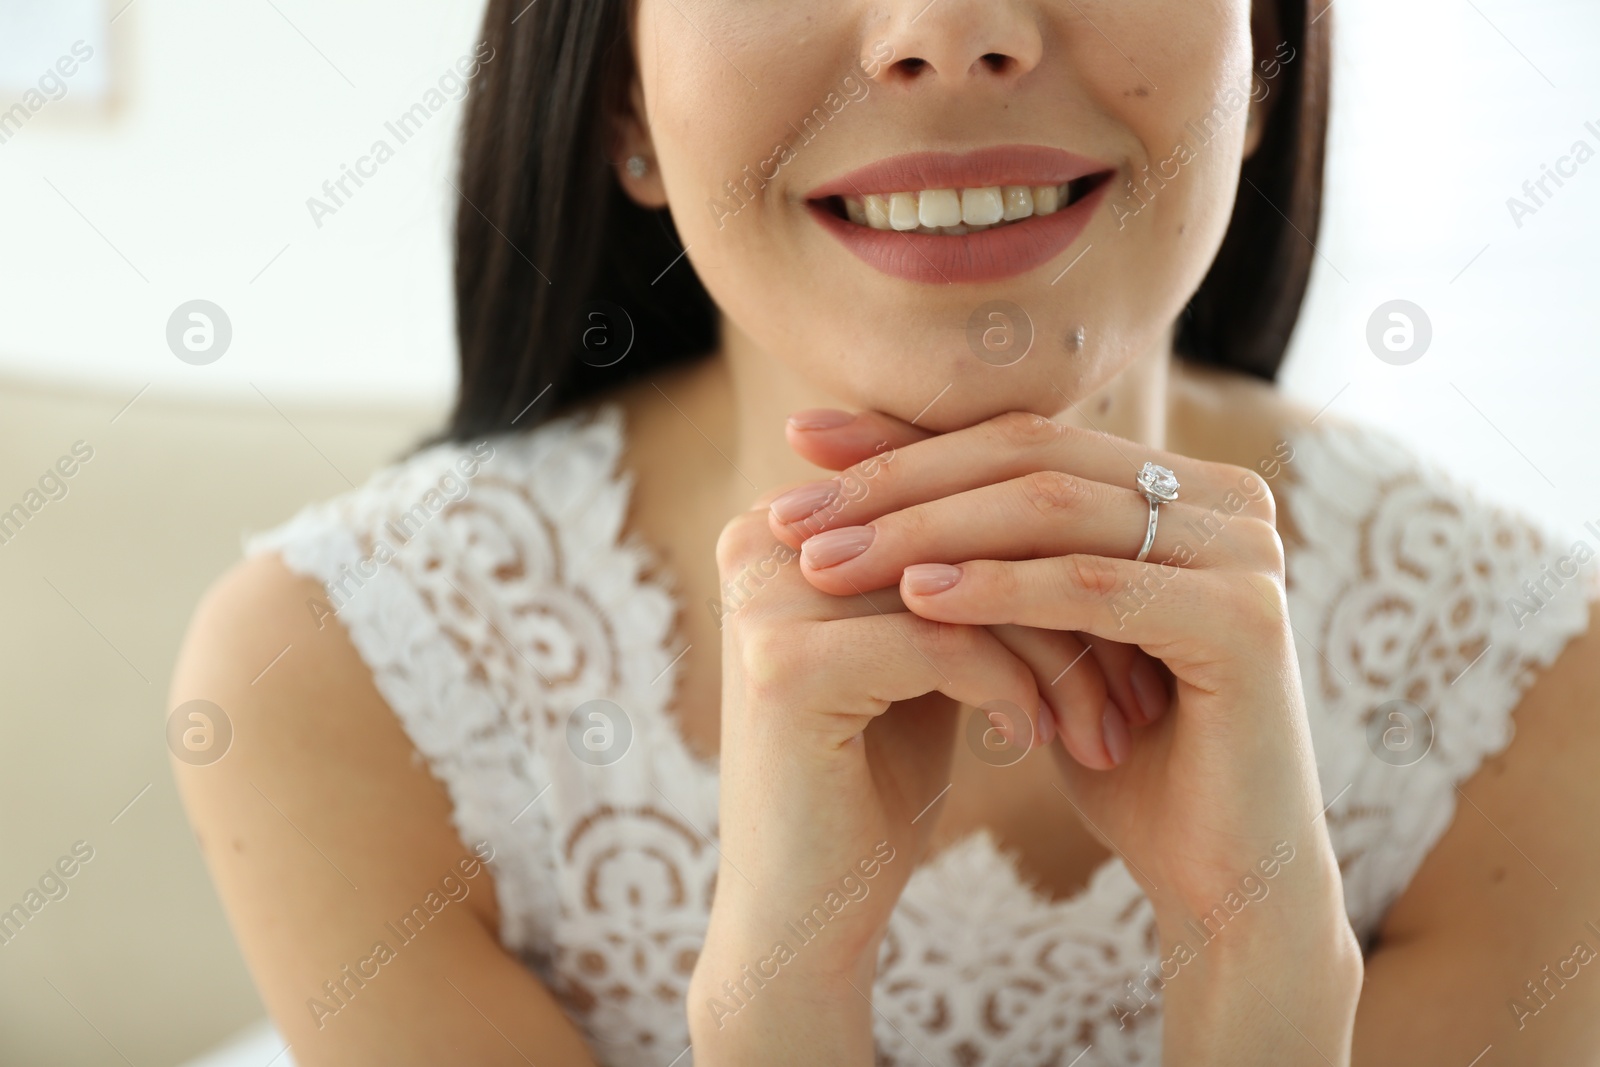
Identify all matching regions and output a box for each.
[168,553,599,1066]
[1351,600,1600,1065]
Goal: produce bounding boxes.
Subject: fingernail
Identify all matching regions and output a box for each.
[1130,658,1168,725]
[801,525,875,569]
[902,563,963,596]
[788,409,856,431]
[1102,699,1130,767]
[1038,702,1056,746]
[770,480,839,524]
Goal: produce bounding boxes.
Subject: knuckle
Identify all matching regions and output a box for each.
[1062,553,1123,599]
[888,503,930,548]
[1223,573,1290,638]
[840,448,897,501]
[715,511,771,574]
[1022,469,1086,518]
[1229,464,1279,523]
[988,410,1063,451]
[738,622,810,690]
[1236,517,1287,575]
[914,618,973,663]
[1249,473,1279,523]
[978,559,1019,601]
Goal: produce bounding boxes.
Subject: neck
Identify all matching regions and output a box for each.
[676,315,1178,512]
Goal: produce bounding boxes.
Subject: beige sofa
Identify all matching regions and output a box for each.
[0,372,441,1065]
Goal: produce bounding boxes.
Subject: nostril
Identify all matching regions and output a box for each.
[885,52,1016,80]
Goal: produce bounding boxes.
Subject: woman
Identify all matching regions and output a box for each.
[169,0,1600,1063]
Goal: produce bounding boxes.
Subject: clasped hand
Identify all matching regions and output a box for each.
[690,406,1358,1065]
[764,407,1340,934]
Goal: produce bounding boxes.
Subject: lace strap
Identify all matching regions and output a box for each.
[1280,419,1600,935]
[240,441,565,954]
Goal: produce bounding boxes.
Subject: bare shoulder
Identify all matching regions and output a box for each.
[169,549,498,928]
[167,553,602,1062]
[1384,598,1600,934]
[1350,597,1600,1060]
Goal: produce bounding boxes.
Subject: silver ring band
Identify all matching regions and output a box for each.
[1135,498,1160,563]
[1133,461,1179,564]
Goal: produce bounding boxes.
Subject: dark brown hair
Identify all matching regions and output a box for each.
[428,0,1331,446]
[1178,2,1330,378]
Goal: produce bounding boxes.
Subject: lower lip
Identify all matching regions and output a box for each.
[806,180,1111,285]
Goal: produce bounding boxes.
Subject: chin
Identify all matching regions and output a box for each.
[855,377,1070,434]
[795,312,1121,430]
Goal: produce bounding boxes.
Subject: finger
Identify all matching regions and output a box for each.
[898,554,1253,655]
[1082,636,1168,727]
[809,613,1051,750]
[784,408,934,472]
[763,408,920,546]
[717,508,907,624]
[1119,643,1174,727]
[787,473,1248,599]
[773,410,1276,544]
[1131,653,1174,726]
[988,624,1117,770]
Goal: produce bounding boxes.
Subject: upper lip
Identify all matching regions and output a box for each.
[805,144,1116,200]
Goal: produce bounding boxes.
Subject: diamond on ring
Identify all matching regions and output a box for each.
[1133,462,1178,564]
[1137,461,1179,504]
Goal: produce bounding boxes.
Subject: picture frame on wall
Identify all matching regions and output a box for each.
[0,0,117,140]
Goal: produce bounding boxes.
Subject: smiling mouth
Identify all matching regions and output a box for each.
[811,171,1114,237]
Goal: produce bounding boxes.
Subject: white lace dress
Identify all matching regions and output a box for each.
[242,400,1600,1066]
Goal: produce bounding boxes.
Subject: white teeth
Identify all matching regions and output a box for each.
[1002,186,1034,221]
[864,194,891,228]
[888,191,920,231]
[842,181,1075,233]
[918,189,962,228]
[961,187,1005,226]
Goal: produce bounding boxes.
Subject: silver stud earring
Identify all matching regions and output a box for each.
[625,155,649,179]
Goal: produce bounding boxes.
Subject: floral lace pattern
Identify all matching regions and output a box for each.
[242,401,1600,1066]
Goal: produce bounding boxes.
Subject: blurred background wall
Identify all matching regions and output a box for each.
[1,0,1597,1063]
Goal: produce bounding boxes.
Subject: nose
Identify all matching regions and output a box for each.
[863,0,1044,87]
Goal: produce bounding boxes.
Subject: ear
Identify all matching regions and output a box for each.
[611,73,668,209]
[1243,0,1284,160]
